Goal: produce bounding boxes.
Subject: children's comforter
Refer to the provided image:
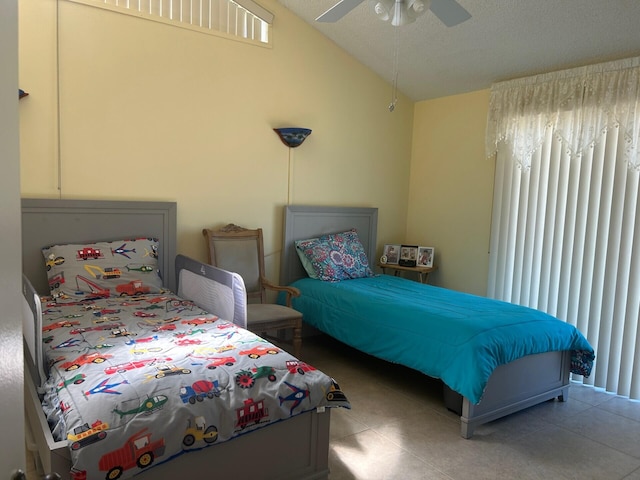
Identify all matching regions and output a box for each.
[40,293,349,480]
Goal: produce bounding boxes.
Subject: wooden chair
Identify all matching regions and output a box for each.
[202,224,302,358]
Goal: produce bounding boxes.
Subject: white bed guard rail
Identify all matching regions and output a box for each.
[175,254,247,329]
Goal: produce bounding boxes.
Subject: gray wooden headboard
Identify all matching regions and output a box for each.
[280,205,378,286]
[21,199,177,295]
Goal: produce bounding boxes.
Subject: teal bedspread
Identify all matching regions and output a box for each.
[288,275,594,404]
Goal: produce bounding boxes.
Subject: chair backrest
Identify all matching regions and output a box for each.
[203,224,266,303]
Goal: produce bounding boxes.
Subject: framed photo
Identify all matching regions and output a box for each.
[417,246,434,268]
[398,244,418,267]
[381,244,400,265]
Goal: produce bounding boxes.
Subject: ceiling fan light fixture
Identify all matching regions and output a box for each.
[318,0,469,27]
[402,0,429,24]
[371,0,429,27]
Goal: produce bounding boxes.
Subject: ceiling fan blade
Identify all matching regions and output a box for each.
[316,0,366,22]
[430,0,471,27]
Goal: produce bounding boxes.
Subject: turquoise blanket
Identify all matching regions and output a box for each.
[288,275,594,404]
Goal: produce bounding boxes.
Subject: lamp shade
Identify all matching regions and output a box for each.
[274,127,312,148]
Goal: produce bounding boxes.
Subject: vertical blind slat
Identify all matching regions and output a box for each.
[624,172,640,397]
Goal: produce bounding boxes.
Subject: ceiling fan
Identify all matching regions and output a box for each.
[316,0,471,27]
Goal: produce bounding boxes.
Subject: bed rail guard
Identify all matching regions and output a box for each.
[22,273,47,391]
[175,254,247,329]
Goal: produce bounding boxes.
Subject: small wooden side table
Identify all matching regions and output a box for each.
[377,263,437,284]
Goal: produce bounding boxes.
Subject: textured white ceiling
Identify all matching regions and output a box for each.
[277,0,640,101]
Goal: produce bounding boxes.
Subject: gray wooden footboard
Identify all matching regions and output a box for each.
[444,350,571,438]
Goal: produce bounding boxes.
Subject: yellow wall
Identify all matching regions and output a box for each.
[409,90,494,295]
[18,0,413,284]
[19,1,497,295]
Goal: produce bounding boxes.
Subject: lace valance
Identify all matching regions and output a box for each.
[486,56,640,171]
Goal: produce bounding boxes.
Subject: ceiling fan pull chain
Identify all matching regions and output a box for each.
[389,27,400,112]
[389,73,397,112]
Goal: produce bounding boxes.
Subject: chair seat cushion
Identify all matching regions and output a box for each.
[247,303,302,327]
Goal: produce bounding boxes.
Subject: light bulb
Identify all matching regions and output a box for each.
[411,0,425,14]
[371,0,392,22]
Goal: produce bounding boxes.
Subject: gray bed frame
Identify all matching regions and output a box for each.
[280,204,571,439]
[21,198,331,480]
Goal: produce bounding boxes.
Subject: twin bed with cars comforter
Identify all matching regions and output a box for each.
[33,236,348,480]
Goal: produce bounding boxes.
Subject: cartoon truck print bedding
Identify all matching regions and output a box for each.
[39,291,350,480]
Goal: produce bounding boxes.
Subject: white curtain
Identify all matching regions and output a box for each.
[486,56,640,398]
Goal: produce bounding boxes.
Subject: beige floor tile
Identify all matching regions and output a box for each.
[329,429,452,480]
[598,395,640,423]
[372,412,566,479]
[557,406,640,458]
[623,466,640,479]
[510,425,640,480]
[330,407,370,439]
[524,392,593,424]
[568,383,619,406]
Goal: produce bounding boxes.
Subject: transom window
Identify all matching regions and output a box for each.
[69,0,273,45]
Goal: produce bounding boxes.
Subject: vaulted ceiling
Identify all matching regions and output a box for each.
[277,0,640,101]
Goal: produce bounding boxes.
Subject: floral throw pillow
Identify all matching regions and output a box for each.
[295,229,373,282]
[42,238,165,302]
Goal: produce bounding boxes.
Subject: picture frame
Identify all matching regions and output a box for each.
[381,244,400,265]
[417,246,435,268]
[398,244,419,267]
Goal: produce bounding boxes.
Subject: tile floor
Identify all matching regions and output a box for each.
[300,334,640,480]
[25,334,640,480]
